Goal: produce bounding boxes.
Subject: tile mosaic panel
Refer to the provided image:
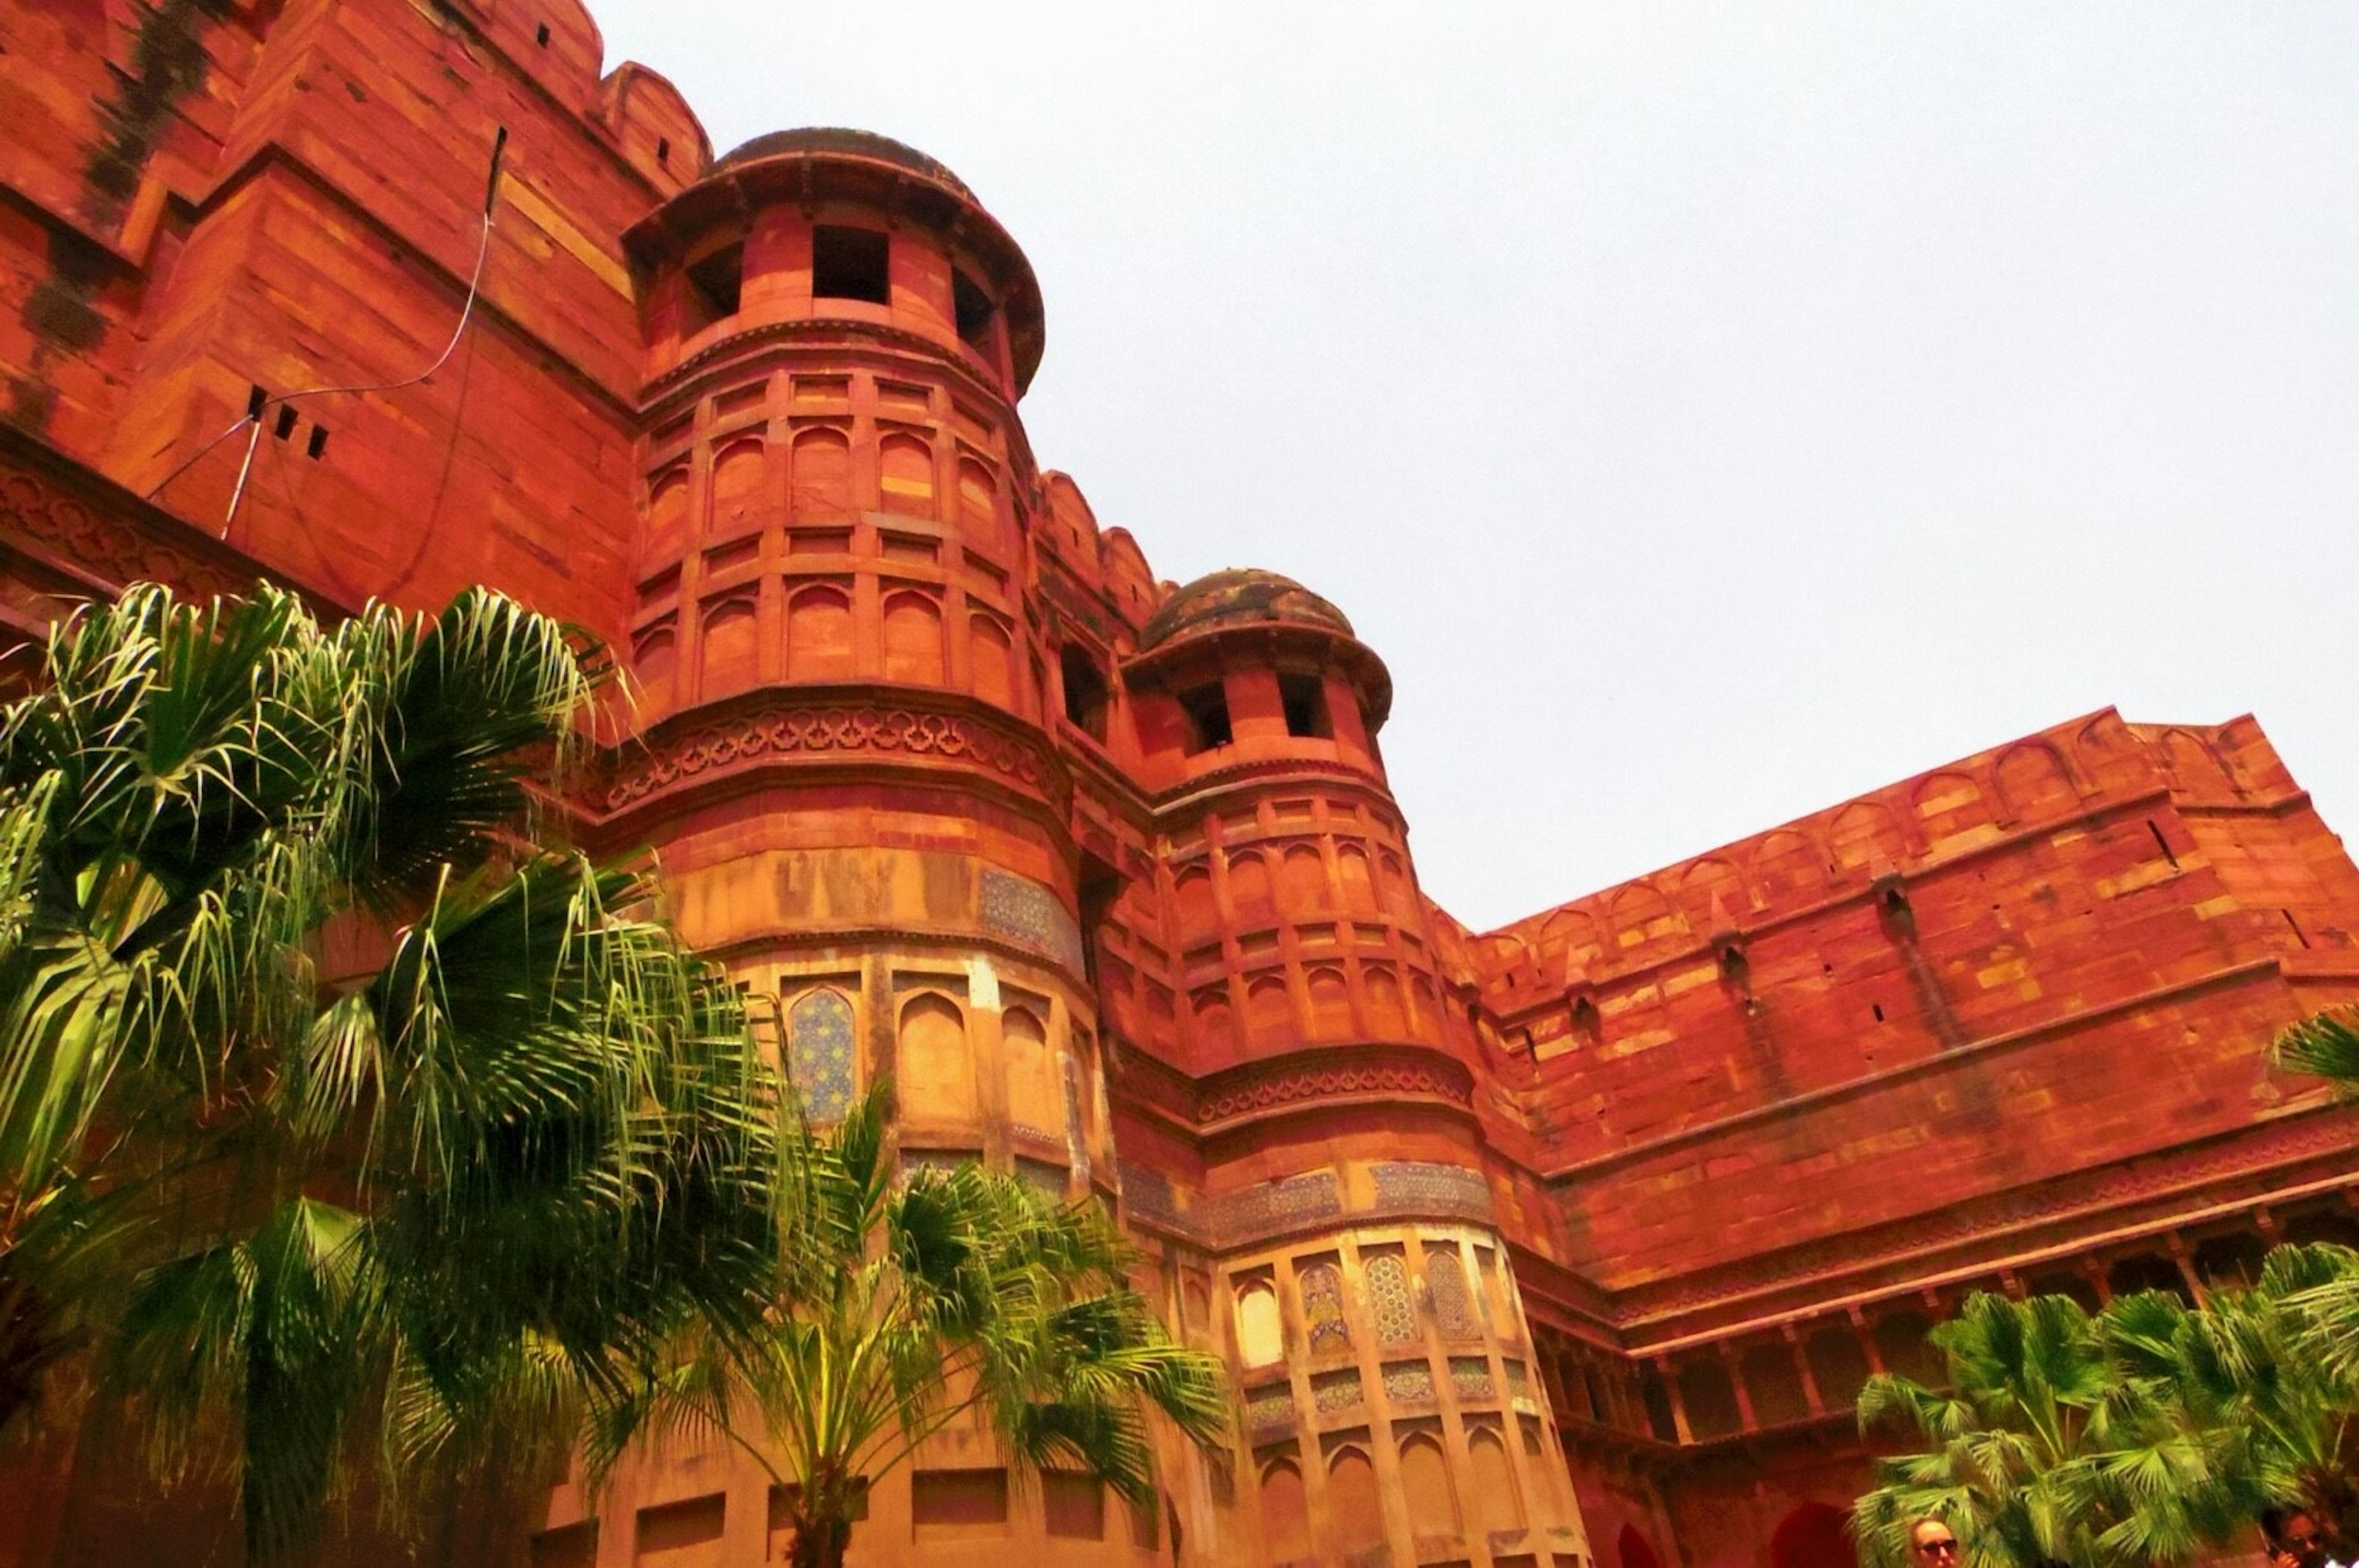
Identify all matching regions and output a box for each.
[1311,1370,1363,1415]
[787,988,856,1122]
[1120,1160,1178,1225]
[1369,1161,1493,1221]
[1425,1251,1479,1338]
[1299,1263,1351,1354]
[1244,1383,1295,1433]
[1449,1356,1495,1401]
[1365,1254,1418,1346]
[1203,1171,1342,1245]
[1382,1361,1436,1405]
[979,867,1087,973]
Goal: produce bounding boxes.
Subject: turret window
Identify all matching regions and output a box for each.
[1178,682,1232,754]
[684,241,743,327]
[953,268,996,355]
[1278,672,1331,738]
[812,225,890,304]
[1059,644,1109,742]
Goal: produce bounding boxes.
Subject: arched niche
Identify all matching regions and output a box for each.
[784,583,854,681]
[788,426,853,519]
[1324,1446,1385,1555]
[897,993,973,1121]
[1770,1502,1855,1568]
[878,430,935,517]
[880,590,944,685]
[1003,1005,1056,1135]
[1465,1422,1522,1535]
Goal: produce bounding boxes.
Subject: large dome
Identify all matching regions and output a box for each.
[1138,569,1355,651]
[711,128,976,201]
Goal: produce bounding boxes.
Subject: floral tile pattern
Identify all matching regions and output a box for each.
[1365,1253,1418,1345]
[1425,1250,1479,1338]
[1381,1361,1435,1405]
[1299,1263,1351,1354]
[788,988,856,1121]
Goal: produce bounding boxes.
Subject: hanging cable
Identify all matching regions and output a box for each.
[144,127,510,531]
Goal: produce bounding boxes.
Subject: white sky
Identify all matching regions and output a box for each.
[583,2,2359,933]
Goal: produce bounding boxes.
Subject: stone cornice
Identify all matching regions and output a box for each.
[0,423,333,614]
[587,686,1071,832]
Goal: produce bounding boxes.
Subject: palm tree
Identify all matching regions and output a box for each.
[2103,1245,2359,1541]
[0,583,782,1559]
[1852,1290,2249,1568]
[593,1083,1228,1568]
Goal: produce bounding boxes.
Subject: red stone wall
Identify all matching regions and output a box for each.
[7,0,2359,1561]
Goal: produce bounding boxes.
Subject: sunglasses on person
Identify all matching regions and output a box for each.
[1914,1540,1960,1559]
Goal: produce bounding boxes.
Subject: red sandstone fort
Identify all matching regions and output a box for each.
[4,0,2358,1564]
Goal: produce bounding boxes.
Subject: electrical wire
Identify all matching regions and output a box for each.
[143,127,510,527]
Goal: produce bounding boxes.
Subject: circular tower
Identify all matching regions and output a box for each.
[1122,571,1592,1567]
[578,132,1127,1559]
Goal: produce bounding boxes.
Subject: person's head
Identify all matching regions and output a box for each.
[2263,1505,2330,1568]
[1909,1518,1960,1566]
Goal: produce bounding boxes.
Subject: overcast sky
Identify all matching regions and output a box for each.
[585,2,2358,933]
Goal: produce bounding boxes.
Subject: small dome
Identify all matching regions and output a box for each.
[1138,569,1355,651]
[713,128,976,201]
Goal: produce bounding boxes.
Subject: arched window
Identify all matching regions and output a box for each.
[786,989,856,1121]
[1235,1280,1283,1367]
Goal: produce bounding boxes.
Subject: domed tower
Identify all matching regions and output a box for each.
[568,133,1131,1559]
[1122,571,1592,1567]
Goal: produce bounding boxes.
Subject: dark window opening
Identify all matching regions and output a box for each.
[1278,671,1331,738]
[1059,644,1108,742]
[246,384,268,419]
[952,268,995,354]
[685,243,743,326]
[305,424,329,459]
[534,21,550,45]
[1871,1002,1885,1023]
[273,405,299,440]
[655,136,670,165]
[1178,682,1232,754]
[2146,818,2180,870]
[812,225,890,305]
